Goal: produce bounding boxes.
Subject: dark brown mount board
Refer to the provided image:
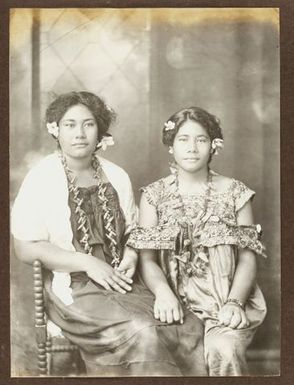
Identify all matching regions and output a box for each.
[1,0,293,384]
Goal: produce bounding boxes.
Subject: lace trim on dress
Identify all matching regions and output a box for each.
[197,224,266,257]
[127,223,266,257]
[127,225,179,250]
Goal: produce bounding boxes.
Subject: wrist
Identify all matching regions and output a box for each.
[79,253,98,272]
[225,298,245,310]
[123,246,138,259]
[154,283,173,297]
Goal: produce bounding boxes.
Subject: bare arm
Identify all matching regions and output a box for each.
[139,192,183,323]
[14,238,94,272]
[12,164,133,293]
[228,200,257,302]
[13,239,133,293]
[218,200,257,328]
[138,193,171,295]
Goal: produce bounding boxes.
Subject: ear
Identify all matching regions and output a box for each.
[168,147,174,154]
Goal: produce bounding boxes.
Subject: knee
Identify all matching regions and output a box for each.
[135,325,160,346]
[205,334,242,362]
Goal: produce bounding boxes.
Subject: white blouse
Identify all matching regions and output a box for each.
[11,152,137,305]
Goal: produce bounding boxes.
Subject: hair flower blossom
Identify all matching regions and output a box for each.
[97,135,115,151]
[164,120,176,131]
[211,138,224,155]
[47,122,59,138]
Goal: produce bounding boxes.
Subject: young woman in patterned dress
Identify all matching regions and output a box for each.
[128,107,267,376]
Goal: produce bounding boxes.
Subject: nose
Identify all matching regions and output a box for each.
[187,139,199,152]
[75,124,86,138]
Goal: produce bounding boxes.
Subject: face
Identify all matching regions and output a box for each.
[58,104,98,161]
[172,120,211,174]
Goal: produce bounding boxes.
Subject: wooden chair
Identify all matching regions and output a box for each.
[33,260,85,376]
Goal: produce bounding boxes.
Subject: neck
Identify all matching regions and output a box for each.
[62,153,93,172]
[177,167,209,184]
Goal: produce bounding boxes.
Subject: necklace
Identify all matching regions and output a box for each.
[59,152,121,268]
[173,168,213,278]
[174,169,213,225]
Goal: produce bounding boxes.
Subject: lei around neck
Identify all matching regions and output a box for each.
[59,152,121,268]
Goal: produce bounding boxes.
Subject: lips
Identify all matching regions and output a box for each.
[72,143,88,147]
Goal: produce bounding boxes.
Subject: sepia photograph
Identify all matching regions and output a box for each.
[9,7,280,378]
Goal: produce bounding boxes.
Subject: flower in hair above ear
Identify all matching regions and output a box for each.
[47,122,59,138]
[96,135,115,151]
[105,103,113,112]
[211,138,224,155]
[164,120,176,131]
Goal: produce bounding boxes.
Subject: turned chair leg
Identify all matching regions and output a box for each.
[33,260,49,375]
[33,260,83,376]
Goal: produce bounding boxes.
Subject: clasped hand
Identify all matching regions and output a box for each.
[86,247,138,294]
[218,303,249,329]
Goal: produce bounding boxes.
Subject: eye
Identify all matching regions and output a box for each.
[84,122,95,128]
[64,122,75,128]
[197,137,209,143]
[178,136,188,142]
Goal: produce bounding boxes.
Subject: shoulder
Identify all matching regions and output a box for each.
[211,172,255,211]
[215,173,255,211]
[141,175,173,206]
[142,175,173,194]
[211,172,254,195]
[229,176,255,199]
[99,156,130,181]
[210,172,233,193]
[98,157,134,200]
[21,152,62,185]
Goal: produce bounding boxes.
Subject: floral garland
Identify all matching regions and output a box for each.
[59,152,121,268]
[173,169,214,278]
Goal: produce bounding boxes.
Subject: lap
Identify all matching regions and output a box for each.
[204,323,255,352]
[46,277,204,355]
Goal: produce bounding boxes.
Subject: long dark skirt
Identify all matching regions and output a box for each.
[45,276,207,376]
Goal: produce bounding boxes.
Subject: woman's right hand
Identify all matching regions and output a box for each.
[85,256,133,294]
[154,286,184,324]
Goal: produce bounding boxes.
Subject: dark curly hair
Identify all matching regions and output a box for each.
[162,107,223,146]
[45,91,116,141]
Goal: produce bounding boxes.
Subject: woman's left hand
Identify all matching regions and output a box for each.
[116,246,138,279]
[218,303,250,329]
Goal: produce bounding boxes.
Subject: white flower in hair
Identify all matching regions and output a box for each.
[97,135,115,151]
[164,120,176,131]
[211,138,224,155]
[47,122,59,138]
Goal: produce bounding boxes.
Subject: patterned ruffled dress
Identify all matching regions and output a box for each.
[44,182,207,376]
[128,172,267,376]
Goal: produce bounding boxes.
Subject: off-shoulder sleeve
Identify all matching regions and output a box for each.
[140,180,164,207]
[198,223,266,257]
[235,224,266,257]
[232,179,255,212]
[11,168,49,241]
